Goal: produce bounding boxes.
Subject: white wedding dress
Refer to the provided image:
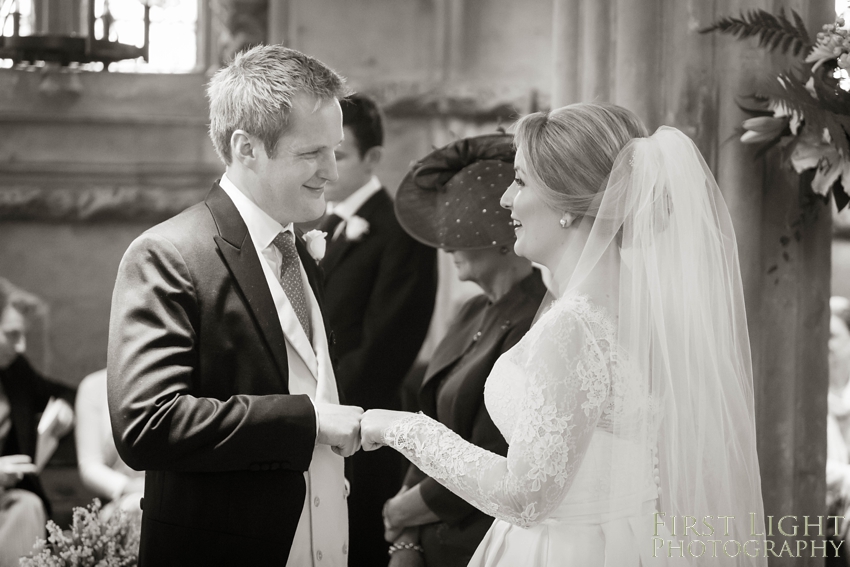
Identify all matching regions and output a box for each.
[385,294,663,566]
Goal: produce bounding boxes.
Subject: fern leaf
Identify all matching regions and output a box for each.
[756,72,850,156]
[791,10,812,48]
[700,8,812,56]
[736,95,773,117]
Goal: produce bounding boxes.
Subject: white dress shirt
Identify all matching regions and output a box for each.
[326,175,382,239]
[219,173,349,567]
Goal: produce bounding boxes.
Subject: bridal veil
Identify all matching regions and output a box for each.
[563,126,767,566]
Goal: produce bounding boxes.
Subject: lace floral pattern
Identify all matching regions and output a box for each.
[384,295,635,528]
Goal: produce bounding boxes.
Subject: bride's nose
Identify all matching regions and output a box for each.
[500,183,517,210]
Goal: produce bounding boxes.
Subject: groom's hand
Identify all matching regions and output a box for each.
[315,403,363,457]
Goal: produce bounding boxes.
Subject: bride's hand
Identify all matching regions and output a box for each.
[360,409,409,451]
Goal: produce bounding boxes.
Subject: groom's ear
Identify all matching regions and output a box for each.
[231,130,258,167]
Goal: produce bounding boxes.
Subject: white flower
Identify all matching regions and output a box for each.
[740,116,788,144]
[344,215,370,241]
[789,127,847,196]
[303,230,327,261]
[768,100,802,135]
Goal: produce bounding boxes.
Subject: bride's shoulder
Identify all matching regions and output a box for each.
[528,294,586,336]
[534,294,616,340]
[542,294,609,322]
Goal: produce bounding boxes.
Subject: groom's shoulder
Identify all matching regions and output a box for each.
[125,201,217,265]
[149,201,214,242]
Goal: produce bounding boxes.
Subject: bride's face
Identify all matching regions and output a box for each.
[500,146,564,266]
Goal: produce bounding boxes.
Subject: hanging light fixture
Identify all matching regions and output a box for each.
[0,0,152,67]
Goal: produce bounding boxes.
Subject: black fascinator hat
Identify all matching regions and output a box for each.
[395,133,516,250]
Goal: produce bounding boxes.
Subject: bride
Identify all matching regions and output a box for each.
[361,102,766,566]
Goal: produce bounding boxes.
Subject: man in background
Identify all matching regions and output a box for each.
[319,94,437,566]
[0,278,74,567]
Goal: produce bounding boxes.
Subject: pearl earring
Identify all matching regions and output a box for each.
[559,218,568,228]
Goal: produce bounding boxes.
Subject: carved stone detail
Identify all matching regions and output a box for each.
[0,186,209,222]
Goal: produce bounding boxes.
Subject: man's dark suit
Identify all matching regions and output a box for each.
[320,187,437,566]
[108,182,327,566]
[0,355,75,515]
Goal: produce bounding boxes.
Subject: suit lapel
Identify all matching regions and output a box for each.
[320,189,388,277]
[206,183,290,387]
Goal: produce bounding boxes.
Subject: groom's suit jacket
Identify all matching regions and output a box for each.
[107,182,341,566]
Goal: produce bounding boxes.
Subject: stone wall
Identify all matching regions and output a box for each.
[0,0,551,383]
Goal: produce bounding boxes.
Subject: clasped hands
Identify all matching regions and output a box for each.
[314,403,407,457]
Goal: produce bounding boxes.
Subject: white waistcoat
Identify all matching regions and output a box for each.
[257,249,349,567]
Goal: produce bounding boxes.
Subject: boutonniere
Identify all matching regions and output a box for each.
[344,215,370,241]
[303,230,327,262]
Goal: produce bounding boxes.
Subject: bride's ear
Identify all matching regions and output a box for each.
[559,212,577,228]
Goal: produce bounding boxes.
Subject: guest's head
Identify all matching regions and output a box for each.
[831,296,850,392]
[207,45,349,225]
[324,94,384,203]
[396,134,532,298]
[0,278,39,370]
[501,102,647,266]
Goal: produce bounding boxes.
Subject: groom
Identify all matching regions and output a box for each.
[107,46,362,566]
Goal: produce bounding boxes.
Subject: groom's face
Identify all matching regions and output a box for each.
[252,94,343,225]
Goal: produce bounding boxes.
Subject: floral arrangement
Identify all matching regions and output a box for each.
[702,9,850,214]
[21,499,141,567]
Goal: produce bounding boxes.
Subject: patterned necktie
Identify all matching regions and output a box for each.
[272,231,312,341]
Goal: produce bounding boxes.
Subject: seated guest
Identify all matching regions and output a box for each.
[382,134,547,567]
[0,278,74,567]
[75,368,144,519]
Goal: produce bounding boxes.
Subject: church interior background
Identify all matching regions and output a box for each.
[1,1,849,564]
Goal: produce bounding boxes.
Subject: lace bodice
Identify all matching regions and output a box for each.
[384,295,654,528]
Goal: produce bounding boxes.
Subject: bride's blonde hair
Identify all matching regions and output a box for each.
[514,102,648,217]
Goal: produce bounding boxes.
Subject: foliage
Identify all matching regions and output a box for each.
[703,10,850,213]
[700,8,811,57]
[20,499,141,567]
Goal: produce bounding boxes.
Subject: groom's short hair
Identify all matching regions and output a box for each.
[207,45,349,165]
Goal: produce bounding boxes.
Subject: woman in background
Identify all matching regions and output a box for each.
[384,134,547,567]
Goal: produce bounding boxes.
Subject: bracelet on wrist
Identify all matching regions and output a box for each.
[388,542,424,556]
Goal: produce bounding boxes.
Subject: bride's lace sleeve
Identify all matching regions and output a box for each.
[383,304,610,528]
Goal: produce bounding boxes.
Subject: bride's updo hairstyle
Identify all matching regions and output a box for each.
[514,102,648,217]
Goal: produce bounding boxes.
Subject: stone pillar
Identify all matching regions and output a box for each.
[579,0,612,102]
[551,0,580,106]
[612,0,662,129]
